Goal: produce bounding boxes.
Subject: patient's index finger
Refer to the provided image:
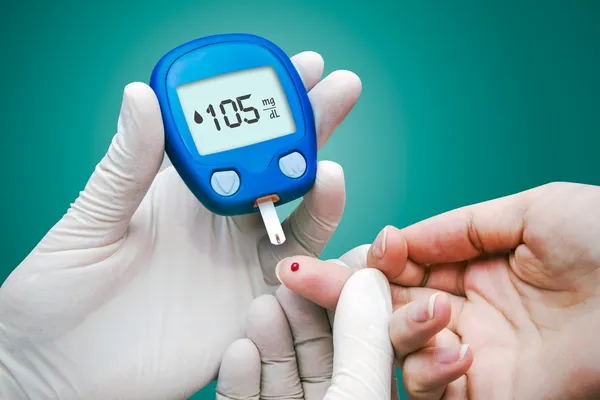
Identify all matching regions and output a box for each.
[276,256,355,310]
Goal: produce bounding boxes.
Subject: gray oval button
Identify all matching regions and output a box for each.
[279,152,306,179]
[211,170,240,196]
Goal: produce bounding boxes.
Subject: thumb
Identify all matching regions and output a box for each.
[0,83,164,336]
[42,82,164,250]
[324,268,394,400]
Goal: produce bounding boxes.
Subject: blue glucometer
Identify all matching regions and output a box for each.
[150,34,316,244]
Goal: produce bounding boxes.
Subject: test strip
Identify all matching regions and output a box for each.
[257,198,286,245]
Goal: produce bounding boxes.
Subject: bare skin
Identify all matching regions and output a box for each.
[277,181,600,400]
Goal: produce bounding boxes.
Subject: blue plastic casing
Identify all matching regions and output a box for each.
[150,33,317,216]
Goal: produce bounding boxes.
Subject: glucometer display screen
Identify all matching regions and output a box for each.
[176,66,296,156]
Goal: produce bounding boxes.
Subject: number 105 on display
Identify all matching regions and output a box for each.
[195,94,281,132]
[176,66,296,156]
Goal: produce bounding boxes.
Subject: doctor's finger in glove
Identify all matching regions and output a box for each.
[217,289,333,400]
[216,302,303,400]
[274,286,334,399]
[216,339,261,400]
[323,268,395,400]
[251,293,335,399]
[246,295,304,399]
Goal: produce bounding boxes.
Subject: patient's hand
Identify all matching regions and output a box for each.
[277,182,600,400]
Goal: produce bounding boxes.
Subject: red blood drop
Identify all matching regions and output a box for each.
[291,262,300,272]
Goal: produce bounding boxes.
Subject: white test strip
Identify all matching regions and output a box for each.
[257,198,286,245]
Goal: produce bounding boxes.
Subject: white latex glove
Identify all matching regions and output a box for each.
[0,51,362,400]
[216,268,396,400]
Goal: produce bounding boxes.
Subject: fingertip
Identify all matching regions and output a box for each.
[246,294,281,335]
[277,256,354,310]
[298,50,325,72]
[367,225,410,279]
[389,291,454,358]
[247,294,278,316]
[314,160,345,195]
[316,160,344,180]
[123,81,154,98]
[460,344,473,366]
[328,69,362,98]
[433,343,473,374]
[291,50,325,91]
[118,81,164,159]
[312,161,346,217]
[432,292,452,324]
[245,294,299,359]
[438,344,472,379]
[311,69,363,149]
[121,82,162,121]
[402,340,472,397]
[217,338,261,398]
[220,338,260,371]
[276,255,315,288]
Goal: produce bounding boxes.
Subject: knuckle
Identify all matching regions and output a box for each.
[390,286,411,308]
[403,368,435,396]
[389,309,413,352]
[466,210,485,254]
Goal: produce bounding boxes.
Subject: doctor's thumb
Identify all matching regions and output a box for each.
[324,268,395,400]
[44,82,165,249]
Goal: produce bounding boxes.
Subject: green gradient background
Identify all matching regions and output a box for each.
[1,1,599,398]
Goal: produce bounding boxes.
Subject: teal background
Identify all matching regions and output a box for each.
[1,0,599,398]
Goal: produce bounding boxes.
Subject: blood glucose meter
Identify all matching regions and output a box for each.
[150,34,317,245]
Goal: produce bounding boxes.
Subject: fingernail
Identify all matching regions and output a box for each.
[371,227,388,258]
[459,344,469,361]
[428,292,440,319]
[275,260,284,284]
[435,344,469,364]
[408,292,440,322]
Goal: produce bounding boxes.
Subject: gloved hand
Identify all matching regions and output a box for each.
[0,51,362,400]
[216,268,397,400]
